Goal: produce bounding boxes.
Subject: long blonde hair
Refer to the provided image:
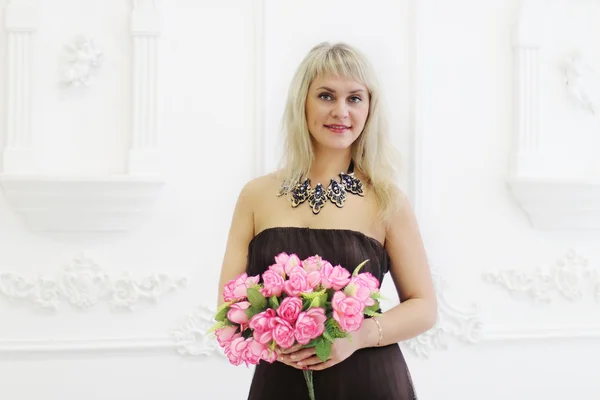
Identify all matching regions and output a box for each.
[277,42,403,224]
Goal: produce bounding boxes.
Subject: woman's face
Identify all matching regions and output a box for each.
[305,75,370,152]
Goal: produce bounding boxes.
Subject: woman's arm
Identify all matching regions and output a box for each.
[216,181,256,308]
[355,191,438,348]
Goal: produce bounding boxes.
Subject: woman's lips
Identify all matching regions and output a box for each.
[325,124,350,134]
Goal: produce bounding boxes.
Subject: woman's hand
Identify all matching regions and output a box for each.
[276,344,316,369]
[277,336,361,371]
[303,337,360,371]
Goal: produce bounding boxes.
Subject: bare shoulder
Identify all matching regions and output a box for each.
[384,188,417,237]
[246,171,280,191]
[238,172,281,207]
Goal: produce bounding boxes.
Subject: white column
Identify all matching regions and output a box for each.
[3,3,37,174]
[511,46,542,178]
[128,2,161,176]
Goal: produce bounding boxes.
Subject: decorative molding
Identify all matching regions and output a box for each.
[0,253,186,311]
[507,177,600,230]
[484,325,600,341]
[508,0,600,230]
[0,175,164,232]
[60,35,103,89]
[404,271,484,358]
[170,304,224,357]
[3,1,37,174]
[563,50,597,115]
[0,337,177,354]
[129,2,161,176]
[483,249,600,304]
[0,303,225,357]
[0,2,164,232]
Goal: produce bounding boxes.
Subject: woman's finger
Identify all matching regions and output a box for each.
[280,343,303,354]
[308,359,336,371]
[277,353,301,368]
[295,355,325,367]
[288,348,316,362]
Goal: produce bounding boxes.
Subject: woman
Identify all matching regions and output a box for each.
[217,42,437,400]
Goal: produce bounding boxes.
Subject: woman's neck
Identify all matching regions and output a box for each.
[307,148,353,184]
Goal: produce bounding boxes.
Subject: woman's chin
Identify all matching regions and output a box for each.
[313,136,356,151]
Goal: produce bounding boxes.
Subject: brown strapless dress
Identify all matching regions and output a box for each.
[245,227,417,400]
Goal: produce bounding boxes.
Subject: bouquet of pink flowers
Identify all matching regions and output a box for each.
[210,252,382,400]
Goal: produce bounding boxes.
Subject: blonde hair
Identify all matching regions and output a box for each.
[277,42,403,224]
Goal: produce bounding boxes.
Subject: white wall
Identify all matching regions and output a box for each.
[1,0,600,399]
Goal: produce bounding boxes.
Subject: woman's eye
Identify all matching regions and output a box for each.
[349,96,362,103]
[319,93,333,101]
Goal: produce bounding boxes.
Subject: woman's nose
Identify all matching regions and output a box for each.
[331,101,349,119]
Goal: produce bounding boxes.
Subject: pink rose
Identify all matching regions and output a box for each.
[276,296,303,324]
[242,339,265,365]
[271,317,296,349]
[345,273,380,307]
[331,291,365,332]
[268,262,286,278]
[227,301,251,325]
[261,347,277,364]
[274,252,303,276]
[353,273,380,290]
[274,252,291,265]
[223,273,260,302]
[302,255,328,272]
[306,270,321,288]
[283,254,302,275]
[225,336,246,366]
[215,325,240,348]
[284,265,313,296]
[261,270,285,298]
[321,264,351,290]
[249,309,276,344]
[294,308,327,345]
[227,337,264,366]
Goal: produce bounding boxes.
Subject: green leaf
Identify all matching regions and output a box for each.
[216,300,234,312]
[370,291,389,302]
[316,338,332,362]
[325,319,349,339]
[268,295,280,310]
[364,300,381,314]
[309,292,328,308]
[214,306,230,322]
[302,299,312,311]
[352,259,370,277]
[245,305,263,319]
[323,331,334,342]
[247,287,267,309]
[301,289,326,301]
[301,289,327,308]
[364,309,382,317]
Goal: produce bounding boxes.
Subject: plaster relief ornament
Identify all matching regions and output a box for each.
[562,50,598,115]
[61,35,103,89]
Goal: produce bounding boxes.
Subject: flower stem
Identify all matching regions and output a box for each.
[303,369,315,400]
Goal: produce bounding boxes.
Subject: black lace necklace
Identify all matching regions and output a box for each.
[277,160,364,215]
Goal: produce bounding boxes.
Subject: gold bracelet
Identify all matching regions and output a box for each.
[372,317,383,346]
